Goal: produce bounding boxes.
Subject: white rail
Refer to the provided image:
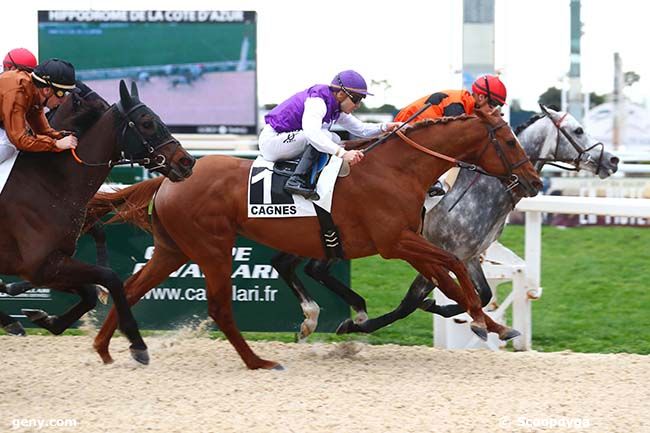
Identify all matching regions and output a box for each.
[512,196,650,350]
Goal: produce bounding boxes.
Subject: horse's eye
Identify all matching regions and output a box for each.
[506,139,517,147]
[142,120,154,129]
[575,127,584,135]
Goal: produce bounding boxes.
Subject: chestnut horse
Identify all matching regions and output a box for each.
[0,81,195,363]
[88,107,542,369]
[276,105,620,338]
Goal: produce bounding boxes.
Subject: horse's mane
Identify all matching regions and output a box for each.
[344,115,476,150]
[514,105,561,136]
[514,113,545,136]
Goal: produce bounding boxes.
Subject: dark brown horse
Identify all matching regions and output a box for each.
[88,106,541,369]
[0,81,195,363]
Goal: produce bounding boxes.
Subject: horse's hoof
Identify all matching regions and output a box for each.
[129,347,150,365]
[335,318,357,335]
[3,321,26,336]
[21,309,49,322]
[470,324,488,341]
[96,350,114,364]
[499,328,521,341]
[299,319,316,341]
[253,360,284,370]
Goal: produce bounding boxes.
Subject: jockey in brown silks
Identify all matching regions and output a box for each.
[0,58,78,164]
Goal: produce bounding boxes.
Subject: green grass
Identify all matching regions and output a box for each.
[4,226,649,354]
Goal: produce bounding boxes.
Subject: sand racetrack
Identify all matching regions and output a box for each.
[1,333,648,433]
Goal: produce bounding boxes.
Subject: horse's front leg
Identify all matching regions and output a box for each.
[0,310,25,336]
[22,253,148,364]
[382,230,489,339]
[270,252,320,340]
[22,284,97,335]
[0,281,34,296]
[419,257,521,341]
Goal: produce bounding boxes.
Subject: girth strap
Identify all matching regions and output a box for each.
[313,204,345,259]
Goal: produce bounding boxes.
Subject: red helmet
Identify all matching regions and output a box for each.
[3,48,37,71]
[471,74,507,106]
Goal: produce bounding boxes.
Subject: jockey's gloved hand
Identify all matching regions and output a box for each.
[342,149,364,166]
[55,135,78,151]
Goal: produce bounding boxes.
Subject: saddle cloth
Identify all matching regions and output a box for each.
[247,154,343,218]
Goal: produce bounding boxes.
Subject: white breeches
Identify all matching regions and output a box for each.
[258,124,341,162]
[0,128,17,164]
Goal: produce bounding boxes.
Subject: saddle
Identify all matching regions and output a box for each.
[272,159,300,177]
[273,154,349,179]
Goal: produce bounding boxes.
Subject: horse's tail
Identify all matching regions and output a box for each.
[86,177,165,233]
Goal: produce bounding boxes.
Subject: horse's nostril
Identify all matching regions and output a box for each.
[180,157,195,168]
[610,156,620,166]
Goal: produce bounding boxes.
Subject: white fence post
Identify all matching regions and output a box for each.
[512,210,542,350]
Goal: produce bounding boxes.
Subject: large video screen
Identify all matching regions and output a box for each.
[38,10,257,134]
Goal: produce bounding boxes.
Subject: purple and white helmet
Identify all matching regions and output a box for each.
[331,70,373,96]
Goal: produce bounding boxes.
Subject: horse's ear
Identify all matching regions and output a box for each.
[130,81,139,99]
[119,80,132,108]
[539,103,551,115]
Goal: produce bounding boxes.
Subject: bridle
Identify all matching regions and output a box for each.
[529,105,605,173]
[71,101,179,170]
[396,118,529,192]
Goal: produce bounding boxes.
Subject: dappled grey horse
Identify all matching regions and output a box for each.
[274,105,620,339]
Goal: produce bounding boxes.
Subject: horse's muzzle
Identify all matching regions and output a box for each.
[519,176,543,197]
[169,154,195,182]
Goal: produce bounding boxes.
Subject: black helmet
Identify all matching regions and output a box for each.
[32,58,76,97]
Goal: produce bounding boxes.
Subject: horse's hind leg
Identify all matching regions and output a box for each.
[23,254,148,364]
[271,252,320,340]
[94,243,188,364]
[336,273,433,334]
[382,230,489,339]
[202,257,281,370]
[23,284,97,335]
[304,258,369,324]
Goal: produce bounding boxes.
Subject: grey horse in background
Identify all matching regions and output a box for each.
[274,105,620,338]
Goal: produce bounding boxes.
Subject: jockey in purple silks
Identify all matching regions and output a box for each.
[259,70,401,200]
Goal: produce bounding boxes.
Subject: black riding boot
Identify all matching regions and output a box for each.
[284,145,321,200]
[427,180,446,197]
